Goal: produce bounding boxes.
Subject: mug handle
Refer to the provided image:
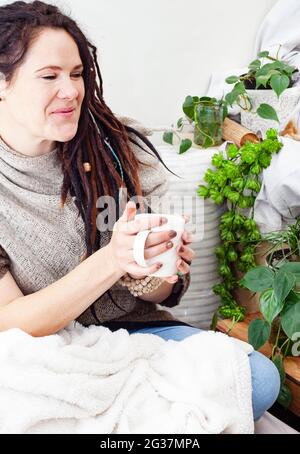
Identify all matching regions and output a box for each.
[133,229,151,267]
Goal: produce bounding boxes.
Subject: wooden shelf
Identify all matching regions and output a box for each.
[217,313,300,417]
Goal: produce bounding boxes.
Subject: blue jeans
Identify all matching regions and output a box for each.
[128,325,281,421]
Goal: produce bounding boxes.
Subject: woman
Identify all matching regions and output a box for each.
[0,1,280,423]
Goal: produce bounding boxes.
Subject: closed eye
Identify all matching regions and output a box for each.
[42,73,83,80]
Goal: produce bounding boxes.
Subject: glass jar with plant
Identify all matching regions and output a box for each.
[197,128,283,326]
[225,48,300,136]
[163,95,228,153]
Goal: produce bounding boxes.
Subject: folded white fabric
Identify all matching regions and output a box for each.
[254,136,300,232]
[0,324,254,434]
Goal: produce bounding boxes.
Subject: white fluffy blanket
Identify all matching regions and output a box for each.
[0,325,254,434]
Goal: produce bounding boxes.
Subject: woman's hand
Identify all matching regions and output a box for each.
[109,201,177,278]
[109,200,195,283]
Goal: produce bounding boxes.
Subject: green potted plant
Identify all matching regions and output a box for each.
[225,48,300,137]
[240,227,300,408]
[163,95,228,152]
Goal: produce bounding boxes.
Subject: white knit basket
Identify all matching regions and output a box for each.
[157,145,225,329]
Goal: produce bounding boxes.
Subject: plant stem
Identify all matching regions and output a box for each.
[271,320,282,360]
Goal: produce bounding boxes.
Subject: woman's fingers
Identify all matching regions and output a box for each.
[145,230,177,248]
[125,261,163,278]
[181,230,193,245]
[121,215,168,235]
[176,244,195,263]
[144,239,175,260]
[176,257,190,274]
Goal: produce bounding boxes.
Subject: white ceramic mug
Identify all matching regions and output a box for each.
[133,213,185,277]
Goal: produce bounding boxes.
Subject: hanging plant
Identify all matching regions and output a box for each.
[197,128,283,322]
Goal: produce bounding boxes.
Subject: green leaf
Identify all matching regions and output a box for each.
[260,289,283,324]
[234,81,246,95]
[199,96,214,103]
[249,59,261,70]
[225,90,239,106]
[270,74,290,98]
[163,131,173,145]
[240,266,274,292]
[258,51,269,58]
[256,74,271,89]
[273,269,295,307]
[177,117,184,129]
[182,96,195,119]
[225,75,239,84]
[281,300,300,338]
[277,384,292,409]
[179,138,192,154]
[280,262,300,282]
[210,311,219,331]
[273,355,285,387]
[257,104,279,122]
[248,319,271,350]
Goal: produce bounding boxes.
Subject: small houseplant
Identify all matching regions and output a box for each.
[163,95,228,152]
[225,49,300,136]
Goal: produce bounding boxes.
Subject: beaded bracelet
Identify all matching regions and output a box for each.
[119,274,164,297]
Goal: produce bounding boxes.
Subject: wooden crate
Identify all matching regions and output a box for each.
[217,313,300,417]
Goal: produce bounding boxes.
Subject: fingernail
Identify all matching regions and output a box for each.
[169,230,177,238]
[166,241,173,249]
[160,217,168,225]
[156,263,163,269]
[177,259,182,267]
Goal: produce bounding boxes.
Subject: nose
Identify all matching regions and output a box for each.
[57,77,79,100]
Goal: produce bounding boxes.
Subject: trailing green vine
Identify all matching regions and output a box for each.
[197,128,283,320]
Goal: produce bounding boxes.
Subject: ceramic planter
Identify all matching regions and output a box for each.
[240,86,300,138]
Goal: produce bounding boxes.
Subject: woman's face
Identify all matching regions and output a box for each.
[0,27,85,154]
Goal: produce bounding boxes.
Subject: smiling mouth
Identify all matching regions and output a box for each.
[52,109,75,117]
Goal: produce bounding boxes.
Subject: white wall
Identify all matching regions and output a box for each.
[1,0,278,142]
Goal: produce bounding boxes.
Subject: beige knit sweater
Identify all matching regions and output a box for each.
[0,131,190,329]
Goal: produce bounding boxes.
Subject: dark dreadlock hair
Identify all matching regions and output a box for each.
[0,0,172,258]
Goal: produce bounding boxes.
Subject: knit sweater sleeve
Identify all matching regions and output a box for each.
[0,245,10,280]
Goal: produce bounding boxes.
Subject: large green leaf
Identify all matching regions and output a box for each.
[281,300,300,338]
[240,266,274,292]
[279,262,300,282]
[270,74,290,98]
[273,269,295,307]
[183,96,196,119]
[260,289,284,324]
[248,318,271,350]
[257,104,279,122]
[255,70,280,89]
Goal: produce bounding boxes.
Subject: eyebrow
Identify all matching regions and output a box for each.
[35,64,84,73]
